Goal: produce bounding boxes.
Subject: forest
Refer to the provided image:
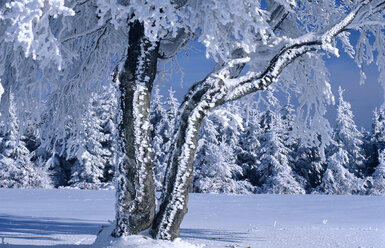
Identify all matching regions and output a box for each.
[1,83,384,196]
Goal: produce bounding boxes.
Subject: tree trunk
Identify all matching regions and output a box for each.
[150,81,210,240]
[112,21,159,237]
[151,62,244,239]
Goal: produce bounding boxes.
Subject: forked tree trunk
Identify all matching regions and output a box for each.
[112,21,159,237]
[117,1,368,240]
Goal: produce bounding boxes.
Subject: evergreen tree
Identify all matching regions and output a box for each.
[150,85,168,191]
[333,87,365,177]
[165,87,179,130]
[193,107,253,194]
[292,144,326,192]
[368,107,385,174]
[150,86,180,191]
[0,92,51,188]
[256,92,304,194]
[68,87,118,189]
[236,101,262,186]
[369,149,385,195]
[362,128,375,176]
[317,148,367,194]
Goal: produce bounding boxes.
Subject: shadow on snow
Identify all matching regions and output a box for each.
[180,228,267,243]
[0,214,102,248]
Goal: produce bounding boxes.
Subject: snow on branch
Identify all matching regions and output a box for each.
[0,0,74,70]
[223,0,374,103]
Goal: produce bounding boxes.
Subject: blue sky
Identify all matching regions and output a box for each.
[156,41,384,130]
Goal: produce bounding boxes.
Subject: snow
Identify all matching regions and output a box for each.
[0,189,384,247]
[0,81,3,102]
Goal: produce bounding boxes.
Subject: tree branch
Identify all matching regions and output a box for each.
[223,0,372,104]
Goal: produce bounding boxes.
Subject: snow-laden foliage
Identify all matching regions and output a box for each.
[333,87,366,176]
[235,100,262,186]
[370,149,385,195]
[151,86,180,191]
[0,0,74,69]
[256,92,305,194]
[68,89,118,189]
[186,0,274,61]
[151,86,168,191]
[0,0,126,153]
[362,107,385,175]
[317,148,367,195]
[96,0,185,42]
[278,54,335,158]
[193,107,253,194]
[371,108,385,156]
[292,145,326,192]
[0,92,51,188]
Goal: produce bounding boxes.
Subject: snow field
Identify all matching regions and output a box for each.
[0,189,384,247]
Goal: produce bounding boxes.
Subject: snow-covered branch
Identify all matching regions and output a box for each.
[0,0,74,69]
[224,0,373,103]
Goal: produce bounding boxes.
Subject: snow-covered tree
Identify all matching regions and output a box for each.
[236,99,262,185]
[315,89,369,195]
[193,107,253,194]
[317,148,367,194]
[0,91,50,188]
[68,88,118,189]
[292,144,327,192]
[256,92,305,194]
[150,85,168,191]
[369,149,385,195]
[1,0,385,241]
[279,103,327,192]
[332,87,366,176]
[151,86,180,191]
[368,107,385,173]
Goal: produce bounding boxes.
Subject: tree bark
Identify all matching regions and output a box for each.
[112,21,159,237]
[150,65,243,239]
[150,79,209,240]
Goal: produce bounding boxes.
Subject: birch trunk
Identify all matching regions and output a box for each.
[150,67,242,239]
[113,21,159,237]
[150,81,210,240]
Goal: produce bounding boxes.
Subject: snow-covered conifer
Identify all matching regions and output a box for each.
[165,87,179,127]
[368,107,385,173]
[236,100,262,186]
[280,103,325,192]
[369,149,385,195]
[333,87,365,176]
[0,91,50,188]
[68,87,118,189]
[255,92,304,194]
[150,86,180,191]
[193,107,253,194]
[317,148,367,194]
[292,144,326,192]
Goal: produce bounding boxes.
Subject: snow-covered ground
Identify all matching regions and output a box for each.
[0,189,384,248]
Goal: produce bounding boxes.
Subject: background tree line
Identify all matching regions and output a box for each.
[1,84,384,195]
